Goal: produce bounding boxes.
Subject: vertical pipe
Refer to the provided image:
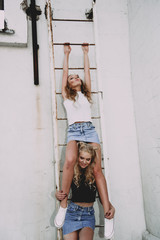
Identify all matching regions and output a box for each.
[31,0,39,85]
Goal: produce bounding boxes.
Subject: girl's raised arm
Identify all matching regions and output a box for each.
[62,43,71,99]
[82,43,91,92]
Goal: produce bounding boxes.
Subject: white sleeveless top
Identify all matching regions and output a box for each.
[63,92,92,125]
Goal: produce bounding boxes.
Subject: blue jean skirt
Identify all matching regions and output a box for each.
[63,202,95,235]
[67,122,100,144]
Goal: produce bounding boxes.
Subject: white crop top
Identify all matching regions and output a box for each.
[63,92,92,125]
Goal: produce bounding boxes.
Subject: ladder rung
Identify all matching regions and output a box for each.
[53,43,95,46]
[52,18,93,23]
[55,67,97,70]
[56,92,99,95]
[95,225,104,228]
[57,117,101,120]
[58,142,103,147]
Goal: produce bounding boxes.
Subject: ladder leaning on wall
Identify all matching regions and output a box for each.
[46,0,111,239]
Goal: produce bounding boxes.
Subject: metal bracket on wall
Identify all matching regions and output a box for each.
[85,8,93,20]
[0,18,15,34]
[21,0,42,85]
[0,0,15,34]
[85,0,96,20]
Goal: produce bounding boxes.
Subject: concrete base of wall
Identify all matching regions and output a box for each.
[143,231,160,240]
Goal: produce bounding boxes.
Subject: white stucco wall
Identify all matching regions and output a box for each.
[128,1,160,239]
[96,1,146,239]
[2,1,159,240]
[0,1,56,239]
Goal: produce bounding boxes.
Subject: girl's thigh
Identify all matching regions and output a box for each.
[79,227,94,240]
[65,140,78,162]
[90,142,102,170]
[63,231,78,240]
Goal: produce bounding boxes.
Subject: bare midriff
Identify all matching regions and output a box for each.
[74,202,94,207]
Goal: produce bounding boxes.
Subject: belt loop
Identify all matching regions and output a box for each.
[80,124,83,133]
[89,206,92,212]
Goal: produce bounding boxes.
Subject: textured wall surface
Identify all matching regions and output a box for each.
[128,0,160,239]
[0,1,56,239]
[1,0,157,239]
[96,0,146,239]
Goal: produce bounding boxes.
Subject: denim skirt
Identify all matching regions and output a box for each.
[67,122,100,144]
[63,202,95,235]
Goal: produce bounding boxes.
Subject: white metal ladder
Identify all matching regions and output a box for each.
[46,1,111,239]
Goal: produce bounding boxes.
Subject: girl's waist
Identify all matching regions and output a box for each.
[68,201,94,212]
[68,121,93,129]
[73,202,94,207]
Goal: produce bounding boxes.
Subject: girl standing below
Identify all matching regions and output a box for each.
[54,43,113,234]
[56,142,115,240]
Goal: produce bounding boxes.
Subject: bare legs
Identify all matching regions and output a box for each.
[60,140,78,208]
[79,227,94,240]
[60,141,110,213]
[64,228,94,240]
[90,142,110,214]
[54,142,77,228]
[64,231,78,240]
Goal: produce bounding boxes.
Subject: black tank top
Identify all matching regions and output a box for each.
[71,174,96,203]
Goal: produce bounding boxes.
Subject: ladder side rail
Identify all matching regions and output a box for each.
[46,1,62,239]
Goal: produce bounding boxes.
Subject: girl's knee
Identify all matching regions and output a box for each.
[93,166,103,178]
[65,155,77,169]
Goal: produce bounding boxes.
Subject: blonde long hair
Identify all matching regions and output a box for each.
[73,142,96,189]
[65,76,92,103]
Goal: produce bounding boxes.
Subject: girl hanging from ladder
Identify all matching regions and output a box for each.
[54,43,115,238]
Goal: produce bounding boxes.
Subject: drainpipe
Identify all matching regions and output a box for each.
[26,0,41,85]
